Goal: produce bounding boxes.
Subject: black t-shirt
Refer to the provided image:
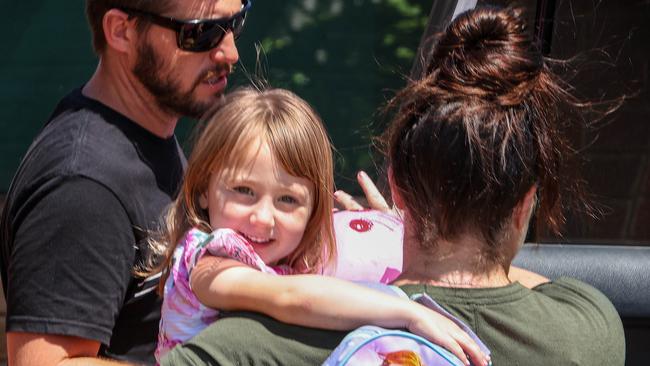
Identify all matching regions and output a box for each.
[0,88,185,364]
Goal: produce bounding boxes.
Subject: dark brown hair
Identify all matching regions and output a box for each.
[85,0,175,54]
[384,7,586,264]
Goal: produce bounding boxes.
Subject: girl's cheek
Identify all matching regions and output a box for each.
[294,209,313,232]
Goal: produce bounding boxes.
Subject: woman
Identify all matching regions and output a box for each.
[161,6,624,366]
[371,6,625,364]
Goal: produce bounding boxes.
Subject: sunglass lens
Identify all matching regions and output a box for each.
[177,9,248,51]
[231,12,247,40]
[179,22,226,52]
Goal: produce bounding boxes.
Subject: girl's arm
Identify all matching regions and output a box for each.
[191,256,488,366]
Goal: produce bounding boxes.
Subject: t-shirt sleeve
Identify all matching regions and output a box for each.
[5,177,136,345]
[535,277,626,365]
[182,229,279,277]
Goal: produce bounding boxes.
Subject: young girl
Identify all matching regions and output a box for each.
[147,87,488,366]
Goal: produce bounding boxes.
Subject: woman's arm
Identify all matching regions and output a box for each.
[508,266,549,288]
[191,256,488,366]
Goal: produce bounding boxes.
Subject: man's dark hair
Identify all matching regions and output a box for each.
[85,0,175,54]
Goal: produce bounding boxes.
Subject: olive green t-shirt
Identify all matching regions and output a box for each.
[162,277,624,366]
[401,277,625,365]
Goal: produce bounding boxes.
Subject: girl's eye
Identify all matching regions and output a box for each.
[233,186,254,196]
[279,195,298,205]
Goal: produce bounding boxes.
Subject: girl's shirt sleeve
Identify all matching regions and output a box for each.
[184,228,281,276]
[156,228,292,362]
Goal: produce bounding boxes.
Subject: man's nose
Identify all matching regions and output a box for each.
[210,31,239,66]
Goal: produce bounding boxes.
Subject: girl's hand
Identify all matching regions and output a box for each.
[334,171,393,213]
[407,304,491,366]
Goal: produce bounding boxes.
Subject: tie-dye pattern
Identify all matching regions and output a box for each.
[155,228,292,363]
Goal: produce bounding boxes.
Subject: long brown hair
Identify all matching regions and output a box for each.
[383,7,588,264]
[145,87,335,290]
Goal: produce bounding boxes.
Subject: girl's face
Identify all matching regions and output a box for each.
[200,138,315,265]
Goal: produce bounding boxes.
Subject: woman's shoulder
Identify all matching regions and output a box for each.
[533,276,619,315]
[532,277,622,326]
[532,277,625,362]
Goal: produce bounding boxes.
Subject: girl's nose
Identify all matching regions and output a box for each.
[251,200,275,229]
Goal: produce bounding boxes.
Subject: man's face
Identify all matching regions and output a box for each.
[133,0,243,119]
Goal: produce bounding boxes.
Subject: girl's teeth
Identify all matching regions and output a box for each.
[246,234,270,243]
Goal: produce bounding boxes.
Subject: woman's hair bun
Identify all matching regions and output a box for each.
[427,7,544,105]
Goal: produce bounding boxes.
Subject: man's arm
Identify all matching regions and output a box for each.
[7,333,133,366]
[5,178,137,365]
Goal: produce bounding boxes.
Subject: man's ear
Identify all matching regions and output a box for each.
[513,185,537,232]
[102,9,139,53]
[387,166,405,210]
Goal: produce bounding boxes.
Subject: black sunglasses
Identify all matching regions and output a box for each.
[120,0,251,52]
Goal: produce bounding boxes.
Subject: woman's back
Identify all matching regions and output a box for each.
[401,279,624,365]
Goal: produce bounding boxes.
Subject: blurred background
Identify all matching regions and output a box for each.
[0,0,432,196]
[0,0,648,241]
[0,0,649,364]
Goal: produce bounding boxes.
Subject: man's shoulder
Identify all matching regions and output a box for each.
[41,95,142,169]
[16,91,177,198]
[21,92,128,170]
[5,89,183,233]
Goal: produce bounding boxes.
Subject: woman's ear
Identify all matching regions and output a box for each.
[513,185,537,232]
[387,166,405,210]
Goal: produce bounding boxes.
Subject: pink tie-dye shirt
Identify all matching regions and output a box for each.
[156,210,405,363]
[155,228,293,363]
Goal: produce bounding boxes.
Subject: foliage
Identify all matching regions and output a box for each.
[233,0,430,193]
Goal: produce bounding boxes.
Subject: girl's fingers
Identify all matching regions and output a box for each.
[356,171,391,213]
[421,316,489,366]
[435,336,471,366]
[454,330,491,366]
[334,171,395,213]
[333,190,364,211]
[412,314,486,366]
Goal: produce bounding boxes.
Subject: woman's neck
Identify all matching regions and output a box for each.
[393,229,512,288]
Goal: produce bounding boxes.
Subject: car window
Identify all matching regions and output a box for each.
[544,0,649,245]
[440,0,650,245]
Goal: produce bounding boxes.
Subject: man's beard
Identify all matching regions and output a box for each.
[133,41,227,119]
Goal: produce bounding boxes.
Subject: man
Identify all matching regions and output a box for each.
[0,0,248,364]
